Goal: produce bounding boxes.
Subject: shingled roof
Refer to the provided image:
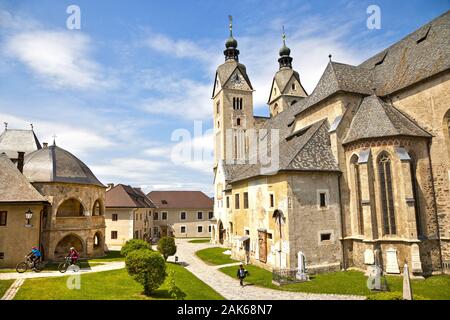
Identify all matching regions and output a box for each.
[213,60,253,97]
[0,129,42,159]
[106,184,155,208]
[0,153,47,203]
[147,191,213,209]
[343,95,432,144]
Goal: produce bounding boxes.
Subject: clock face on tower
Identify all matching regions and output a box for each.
[230,72,244,88]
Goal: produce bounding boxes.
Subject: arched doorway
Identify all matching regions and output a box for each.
[57,199,85,217]
[218,220,224,244]
[54,234,84,258]
[92,199,103,216]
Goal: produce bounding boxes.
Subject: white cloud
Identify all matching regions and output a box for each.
[3,30,114,90]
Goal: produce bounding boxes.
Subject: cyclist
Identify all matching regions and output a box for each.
[27,246,42,269]
[67,247,80,265]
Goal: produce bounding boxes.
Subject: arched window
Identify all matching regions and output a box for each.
[92,199,103,216]
[378,152,396,235]
[351,155,364,235]
[239,98,243,110]
[233,97,236,110]
[57,199,84,217]
[292,83,296,90]
[93,232,102,249]
[237,118,241,126]
[409,154,422,236]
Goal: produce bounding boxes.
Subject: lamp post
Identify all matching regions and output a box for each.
[25,208,33,227]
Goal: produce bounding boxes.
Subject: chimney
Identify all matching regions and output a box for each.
[106,183,114,191]
[43,142,48,148]
[17,151,25,173]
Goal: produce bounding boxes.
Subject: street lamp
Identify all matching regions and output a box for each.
[25,208,33,227]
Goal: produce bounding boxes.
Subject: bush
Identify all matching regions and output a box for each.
[125,249,166,296]
[121,239,151,257]
[167,270,186,300]
[157,237,177,261]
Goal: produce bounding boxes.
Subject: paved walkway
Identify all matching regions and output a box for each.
[168,239,365,300]
[0,261,125,280]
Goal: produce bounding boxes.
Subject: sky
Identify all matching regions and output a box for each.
[0,0,448,196]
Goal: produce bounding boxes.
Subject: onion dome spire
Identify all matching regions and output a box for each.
[278,26,293,69]
[224,15,239,61]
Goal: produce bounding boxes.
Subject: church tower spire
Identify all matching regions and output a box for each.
[268,27,307,117]
[278,26,293,69]
[224,15,239,61]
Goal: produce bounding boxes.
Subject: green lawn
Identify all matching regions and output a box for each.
[14,262,224,300]
[219,265,450,300]
[0,261,105,273]
[86,250,124,262]
[188,238,211,244]
[0,280,14,297]
[196,247,238,265]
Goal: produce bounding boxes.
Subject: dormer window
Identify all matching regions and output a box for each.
[162,200,168,205]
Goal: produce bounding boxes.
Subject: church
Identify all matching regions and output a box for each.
[212,11,450,276]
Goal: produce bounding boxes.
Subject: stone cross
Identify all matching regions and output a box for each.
[403,263,413,300]
[296,251,309,281]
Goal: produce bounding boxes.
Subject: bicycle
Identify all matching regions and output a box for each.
[16,256,45,273]
[58,256,81,273]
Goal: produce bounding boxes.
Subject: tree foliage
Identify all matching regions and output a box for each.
[157,237,177,261]
[120,239,151,257]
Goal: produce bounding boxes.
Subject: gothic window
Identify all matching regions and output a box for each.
[237,118,241,126]
[409,154,422,236]
[239,98,243,110]
[233,97,236,110]
[378,152,396,235]
[351,155,364,235]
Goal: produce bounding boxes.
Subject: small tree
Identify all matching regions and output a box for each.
[121,239,151,257]
[157,237,177,261]
[167,270,186,300]
[125,249,166,296]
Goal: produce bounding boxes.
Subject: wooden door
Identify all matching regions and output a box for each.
[258,231,267,263]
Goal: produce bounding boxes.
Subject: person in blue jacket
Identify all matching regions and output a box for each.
[27,246,42,269]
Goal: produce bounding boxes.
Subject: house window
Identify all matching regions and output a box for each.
[197,212,203,220]
[162,212,167,220]
[267,233,273,240]
[269,194,274,208]
[208,225,212,233]
[319,192,327,208]
[180,212,186,220]
[235,193,240,209]
[320,233,331,241]
[111,231,118,239]
[0,252,4,259]
[243,192,249,209]
[197,226,203,233]
[0,211,7,226]
[112,213,118,221]
[226,196,230,208]
[245,229,250,236]
[153,227,158,236]
[154,212,158,220]
[378,152,396,235]
[208,212,213,219]
[181,226,186,234]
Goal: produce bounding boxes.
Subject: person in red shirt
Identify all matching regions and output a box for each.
[67,247,79,265]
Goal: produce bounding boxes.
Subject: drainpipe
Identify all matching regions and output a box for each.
[426,140,444,273]
[338,173,347,270]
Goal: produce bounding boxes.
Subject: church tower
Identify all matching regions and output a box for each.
[268,29,307,117]
[212,16,254,166]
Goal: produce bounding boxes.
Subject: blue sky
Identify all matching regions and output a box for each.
[0,0,448,195]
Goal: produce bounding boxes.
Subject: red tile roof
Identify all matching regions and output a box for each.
[106,184,155,208]
[146,191,213,209]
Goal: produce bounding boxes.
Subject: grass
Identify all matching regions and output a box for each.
[195,247,238,265]
[14,262,224,300]
[0,280,15,297]
[219,265,450,300]
[87,250,124,262]
[188,238,211,244]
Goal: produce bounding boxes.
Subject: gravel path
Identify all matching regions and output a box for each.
[168,239,365,300]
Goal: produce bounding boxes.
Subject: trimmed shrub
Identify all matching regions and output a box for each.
[125,249,166,295]
[121,239,151,257]
[157,237,177,261]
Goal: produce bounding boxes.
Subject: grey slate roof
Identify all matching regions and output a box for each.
[0,129,42,159]
[22,145,104,187]
[294,10,450,116]
[343,95,432,144]
[359,10,450,96]
[0,153,47,202]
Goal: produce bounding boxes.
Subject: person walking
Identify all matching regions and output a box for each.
[236,264,249,287]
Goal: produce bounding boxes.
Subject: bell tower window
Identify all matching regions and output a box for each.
[237,118,241,126]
